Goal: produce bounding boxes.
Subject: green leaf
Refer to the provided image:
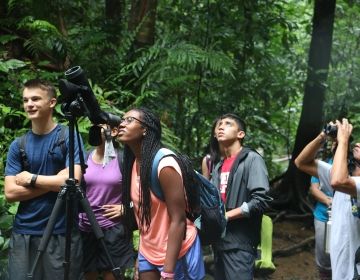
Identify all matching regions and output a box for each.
[8,204,18,215]
[0,59,27,73]
[0,214,13,229]
[0,35,19,44]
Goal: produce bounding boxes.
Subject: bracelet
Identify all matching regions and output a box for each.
[30,174,38,188]
[160,271,175,279]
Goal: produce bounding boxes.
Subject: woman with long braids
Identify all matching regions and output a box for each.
[118,107,205,280]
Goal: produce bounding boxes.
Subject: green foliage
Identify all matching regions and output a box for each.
[0,0,359,275]
[323,2,360,140]
[0,59,27,73]
[0,165,16,279]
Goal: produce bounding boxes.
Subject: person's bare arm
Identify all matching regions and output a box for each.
[5,165,82,202]
[159,166,187,275]
[102,204,124,220]
[330,119,357,196]
[35,165,82,190]
[309,182,332,207]
[294,132,326,177]
[226,207,243,220]
[4,176,49,202]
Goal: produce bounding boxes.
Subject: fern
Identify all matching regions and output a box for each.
[115,37,234,96]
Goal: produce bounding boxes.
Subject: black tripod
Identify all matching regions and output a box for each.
[27,113,122,280]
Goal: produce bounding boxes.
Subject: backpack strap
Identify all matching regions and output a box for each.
[18,133,30,171]
[117,149,124,174]
[80,150,92,190]
[82,148,123,181]
[150,148,176,201]
[57,125,67,155]
[17,126,67,172]
[205,154,213,173]
[151,148,189,240]
[85,149,123,169]
[85,150,92,163]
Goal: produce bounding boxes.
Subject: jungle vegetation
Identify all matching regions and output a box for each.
[0,0,359,277]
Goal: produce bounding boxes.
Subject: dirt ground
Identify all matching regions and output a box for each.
[260,218,318,280]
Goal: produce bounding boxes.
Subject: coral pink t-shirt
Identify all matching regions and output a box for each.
[130,157,197,265]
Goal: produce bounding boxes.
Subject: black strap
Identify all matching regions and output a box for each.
[18,133,30,171]
[18,126,68,172]
[80,150,92,190]
[117,149,124,174]
[56,125,67,155]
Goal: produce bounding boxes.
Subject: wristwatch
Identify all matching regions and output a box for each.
[30,174,38,188]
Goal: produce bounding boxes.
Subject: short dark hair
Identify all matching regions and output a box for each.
[23,79,56,99]
[219,113,246,133]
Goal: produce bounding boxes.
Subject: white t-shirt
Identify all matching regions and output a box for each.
[317,160,360,279]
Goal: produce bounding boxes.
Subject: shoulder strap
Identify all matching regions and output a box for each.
[150,148,176,201]
[17,126,68,172]
[85,150,92,162]
[85,149,122,170]
[206,154,213,174]
[18,133,30,171]
[117,149,124,174]
[57,125,68,155]
[80,150,93,190]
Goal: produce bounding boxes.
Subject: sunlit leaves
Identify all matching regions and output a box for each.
[0,59,26,73]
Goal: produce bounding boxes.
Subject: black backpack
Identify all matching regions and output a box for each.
[17,126,67,171]
[150,148,227,245]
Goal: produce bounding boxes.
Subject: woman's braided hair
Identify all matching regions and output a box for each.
[122,107,199,231]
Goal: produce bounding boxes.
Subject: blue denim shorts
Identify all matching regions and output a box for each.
[138,235,205,280]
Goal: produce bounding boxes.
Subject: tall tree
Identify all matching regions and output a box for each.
[272,0,336,212]
[105,0,125,43]
[129,0,158,48]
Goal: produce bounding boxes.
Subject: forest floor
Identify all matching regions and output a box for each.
[259,217,319,280]
[205,216,320,280]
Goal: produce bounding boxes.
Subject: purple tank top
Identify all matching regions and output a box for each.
[79,151,122,231]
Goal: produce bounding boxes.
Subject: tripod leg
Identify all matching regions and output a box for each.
[63,188,76,280]
[27,188,66,279]
[77,188,122,280]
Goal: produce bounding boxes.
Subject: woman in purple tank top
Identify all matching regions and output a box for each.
[79,123,135,280]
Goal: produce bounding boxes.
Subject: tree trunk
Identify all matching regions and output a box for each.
[128,0,158,48]
[105,0,125,42]
[0,1,5,19]
[106,0,125,20]
[272,0,336,212]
